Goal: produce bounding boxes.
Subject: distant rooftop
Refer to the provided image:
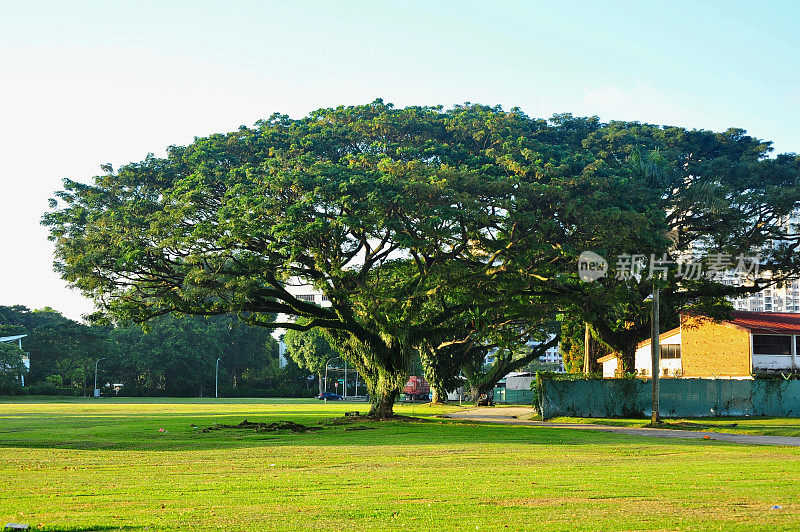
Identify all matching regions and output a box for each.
[0,334,27,343]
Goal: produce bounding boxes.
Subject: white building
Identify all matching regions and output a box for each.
[274,283,332,367]
[598,328,681,378]
[701,209,800,313]
[526,335,564,372]
[484,335,564,373]
[730,279,800,313]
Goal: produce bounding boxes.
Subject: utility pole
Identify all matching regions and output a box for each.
[650,283,661,424]
[215,358,222,398]
[583,323,592,374]
[94,358,106,398]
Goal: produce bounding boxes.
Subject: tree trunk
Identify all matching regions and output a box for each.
[368,388,399,418]
[318,373,324,395]
[470,384,490,404]
[583,322,592,374]
[430,387,447,404]
[618,342,638,375]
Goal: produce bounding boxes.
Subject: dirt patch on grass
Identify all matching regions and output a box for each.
[198,420,320,433]
[326,413,421,425]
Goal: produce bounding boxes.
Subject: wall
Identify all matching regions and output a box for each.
[680,316,751,378]
[634,331,681,377]
[601,358,618,378]
[505,374,535,391]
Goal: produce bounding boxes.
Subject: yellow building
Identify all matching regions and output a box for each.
[598,311,800,378]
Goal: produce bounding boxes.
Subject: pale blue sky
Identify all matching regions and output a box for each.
[1,1,798,320]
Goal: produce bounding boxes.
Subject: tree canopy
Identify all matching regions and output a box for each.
[43,100,800,413]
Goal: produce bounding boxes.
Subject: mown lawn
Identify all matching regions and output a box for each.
[548,415,800,437]
[1,398,800,531]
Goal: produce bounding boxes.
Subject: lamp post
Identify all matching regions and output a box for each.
[324,357,342,394]
[215,358,221,398]
[94,358,106,398]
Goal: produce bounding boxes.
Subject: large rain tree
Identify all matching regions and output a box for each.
[43,101,664,417]
[558,123,800,373]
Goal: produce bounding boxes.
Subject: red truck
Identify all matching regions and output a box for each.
[402,376,430,401]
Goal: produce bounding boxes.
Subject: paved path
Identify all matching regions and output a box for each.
[444,407,800,447]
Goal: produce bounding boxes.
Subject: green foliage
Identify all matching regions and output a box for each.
[42,100,800,413]
[0,342,27,389]
[283,326,338,375]
[283,325,341,395]
[558,316,585,373]
[44,374,64,386]
[108,314,280,397]
[570,127,800,371]
[0,305,107,391]
[0,305,294,397]
[461,333,560,403]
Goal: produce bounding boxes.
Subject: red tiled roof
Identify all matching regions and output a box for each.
[728,311,800,334]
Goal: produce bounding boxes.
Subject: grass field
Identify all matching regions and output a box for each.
[547,416,800,437]
[2,398,800,531]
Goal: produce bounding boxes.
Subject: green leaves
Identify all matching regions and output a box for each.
[42,101,800,411]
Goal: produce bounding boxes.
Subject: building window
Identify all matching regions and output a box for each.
[753,335,791,355]
[660,344,681,360]
[297,294,316,302]
[321,295,330,302]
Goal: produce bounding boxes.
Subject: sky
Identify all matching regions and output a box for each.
[1,0,798,321]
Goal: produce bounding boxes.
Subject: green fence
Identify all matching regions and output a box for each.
[494,387,534,404]
[538,378,800,419]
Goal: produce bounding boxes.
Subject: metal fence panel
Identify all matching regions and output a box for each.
[539,378,800,419]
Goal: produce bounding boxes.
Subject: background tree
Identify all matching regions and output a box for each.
[561,125,800,372]
[0,342,27,389]
[558,316,585,374]
[0,305,107,393]
[108,314,278,396]
[459,331,559,403]
[283,326,340,395]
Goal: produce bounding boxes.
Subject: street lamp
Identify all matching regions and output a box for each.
[324,357,342,394]
[94,358,106,398]
[215,358,221,398]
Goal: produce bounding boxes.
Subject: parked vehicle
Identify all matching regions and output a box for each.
[317,392,343,400]
[402,376,430,401]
